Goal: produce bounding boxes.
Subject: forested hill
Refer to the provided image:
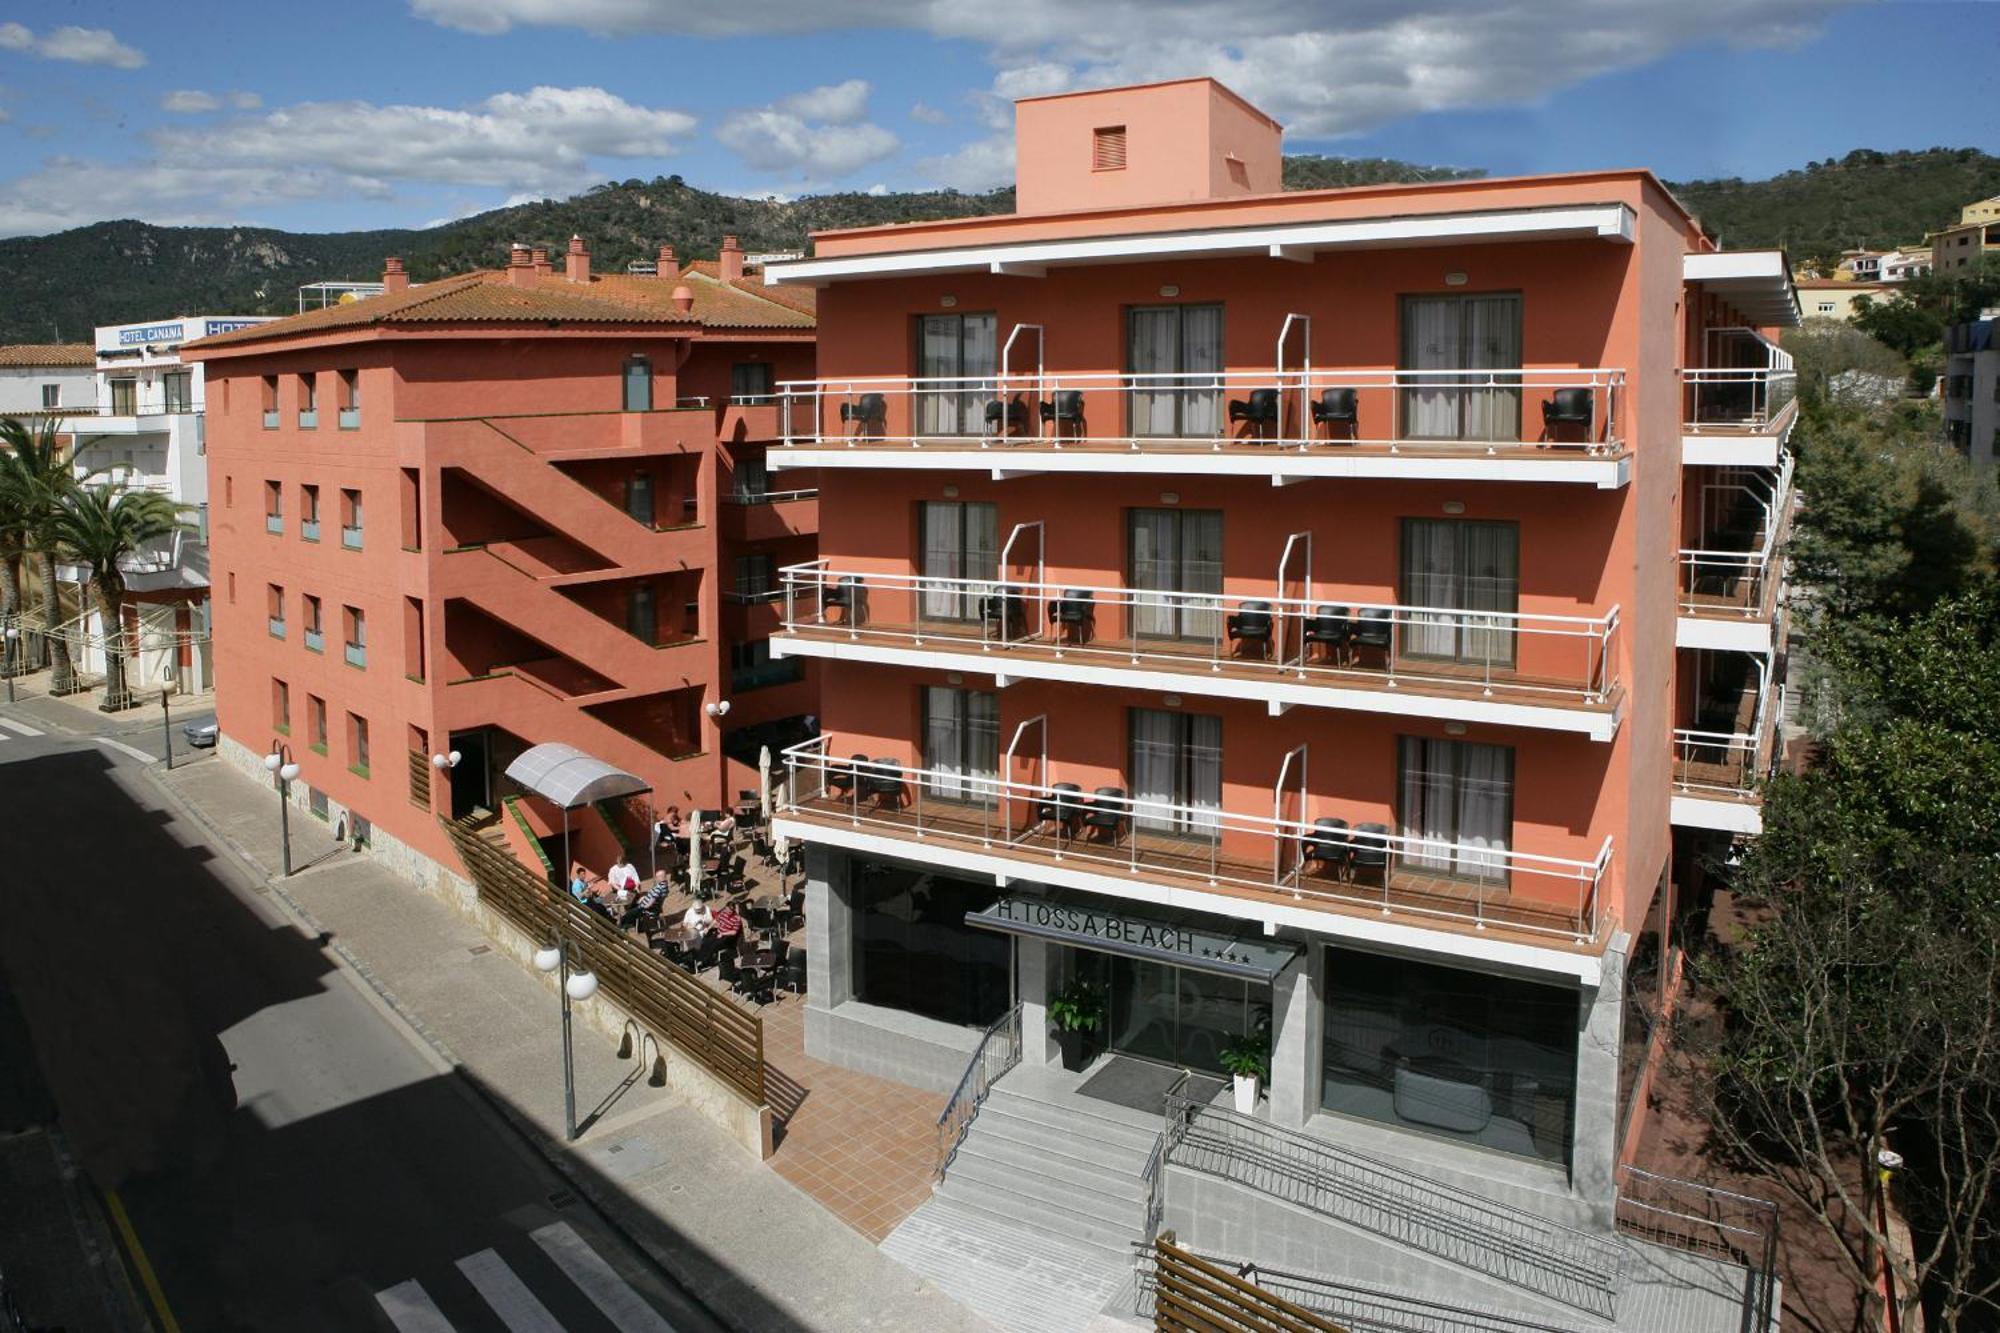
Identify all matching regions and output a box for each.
[2,147,1994,343]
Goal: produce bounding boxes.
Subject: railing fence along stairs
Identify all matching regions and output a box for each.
[1612,1166,1779,1333]
[934,1002,1023,1177]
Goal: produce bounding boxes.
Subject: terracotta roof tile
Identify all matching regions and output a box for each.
[0,343,93,368]
[188,262,814,351]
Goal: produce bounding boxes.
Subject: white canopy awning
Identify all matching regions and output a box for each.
[504,742,651,810]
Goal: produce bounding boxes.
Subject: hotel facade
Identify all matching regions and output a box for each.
[763,78,1796,1218]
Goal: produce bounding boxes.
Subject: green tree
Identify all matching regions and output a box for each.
[49,483,192,711]
[0,416,83,691]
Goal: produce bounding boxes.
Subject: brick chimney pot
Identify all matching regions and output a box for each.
[382,256,409,294]
[657,245,679,281]
[719,234,744,283]
[565,234,591,284]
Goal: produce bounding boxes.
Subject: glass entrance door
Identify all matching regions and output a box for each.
[1106,954,1261,1077]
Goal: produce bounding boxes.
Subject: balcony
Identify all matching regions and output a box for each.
[299,410,318,429]
[1672,657,1779,835]
[261,410,279,430]
[341,525,364,551]
[776,738,1613,965]
[301,519,321,542]
[732,658,806,692]
[338,407,361,430]
[720,487,819,544]
[719,396,782,443]
[265,514,284,535]
[304,628,324,653]
[775,368,1630,488]
[776,562,1623,739]
[1677,452,1791,654]
[1680,329,1798,467]
[267,616,285,640]
[344,642,367,669]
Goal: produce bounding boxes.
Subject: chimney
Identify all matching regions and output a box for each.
[530,246,551,276]
[719,234,744,282]
[382,257,409,294]
[671,285,695,314]
[506,243,535,287]
[565,234,591,284]
[656,244,679,281]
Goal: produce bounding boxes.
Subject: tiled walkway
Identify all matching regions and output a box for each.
[757,992,946,1241]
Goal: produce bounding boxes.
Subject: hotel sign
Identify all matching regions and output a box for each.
[203,319,263,337]
[967,894,1299,982]
[118,321,190,346]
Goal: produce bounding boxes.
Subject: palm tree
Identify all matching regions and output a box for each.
[50,483,192,711]
[0,416,83,690]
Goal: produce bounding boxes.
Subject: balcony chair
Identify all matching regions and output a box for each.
[717,950,744,992]
[1049,589,1095,645]
[1540,388,1594,446]
[1083,787,1128,845]
[1226,600,1274,659]
[1349,822,1390,888]
[826,753,867,799]
[819,574,865,626]
[983,396,1029,438]
[1035,782,1086,839]
[780,949,808,996]
[1303,818,1351,881]
[1350,608,1394,668]
[863,759,907,809]
[1302,605,1352,664]
[1311,388,1359,443]
[1228,387,1280,441]
[981,585,1028,640]
[786,884,806,932]
[840,392,888,439]
[1039,390,1086,441]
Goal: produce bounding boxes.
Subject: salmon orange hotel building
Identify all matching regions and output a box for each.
[762,78,1796,1217]
[183,236,819,878]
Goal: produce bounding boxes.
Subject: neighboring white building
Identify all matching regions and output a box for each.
[1880,245,1933,283]
[0,344,97,422]
[60,315,273,695]
[1942,311,1998,469]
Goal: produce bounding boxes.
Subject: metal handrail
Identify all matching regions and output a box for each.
[934,1001,1023,1178]
[1141,1071,1197,1241]
[1614,1164,1779,1333]
[722,487,818,505]
[781,560,1621,705]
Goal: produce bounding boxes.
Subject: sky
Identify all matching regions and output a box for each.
[0,0,1995,239]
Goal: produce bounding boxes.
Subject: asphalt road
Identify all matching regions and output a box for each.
[0,711,719,1332]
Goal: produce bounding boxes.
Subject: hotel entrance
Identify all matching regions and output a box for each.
[1082,954,1266,1078]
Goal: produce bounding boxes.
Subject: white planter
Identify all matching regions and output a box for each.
[1232,1073,1260,1115]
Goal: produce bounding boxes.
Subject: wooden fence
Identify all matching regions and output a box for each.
[1151,1234,1349,1333]
[440,815,766,1106]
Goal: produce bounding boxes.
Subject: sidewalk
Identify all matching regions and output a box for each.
[148,752,992,1333]
[0,662,214,727]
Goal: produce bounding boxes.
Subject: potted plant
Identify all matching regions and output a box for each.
[1048,978,1106,1072]
[1220,1029,1271,1115]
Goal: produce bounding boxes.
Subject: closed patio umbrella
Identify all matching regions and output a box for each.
[758,745,773,821]
[687,808,703,897]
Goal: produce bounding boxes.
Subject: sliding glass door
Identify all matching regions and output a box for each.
[923,686,999,805]
[1399,518,1519,667]
[1130,707,1222,838]
[916,312,997,436]
[1128,304,1224,439]
[1397,736,1513,882]
[919,500,998,623]
[1129,508,1223,642]
[1400,294,1522,442]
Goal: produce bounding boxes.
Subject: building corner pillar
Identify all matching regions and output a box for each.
[1267,942,1322,1130]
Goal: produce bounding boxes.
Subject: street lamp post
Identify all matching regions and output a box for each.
[430,748,461,816]
[533,937,599,1141]
[157,666,177,770]
[263,744,301,876]
[3,624,16,705]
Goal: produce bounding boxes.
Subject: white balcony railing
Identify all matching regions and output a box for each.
[1680,450,1792,616]
[723,487,819,506]
[778,367,1625,456]
[1677,549,1773,619]
[1672,729,1763,798]
[779,736,1612,942]
[781,562,1620,705]
[1682,329,1798,433]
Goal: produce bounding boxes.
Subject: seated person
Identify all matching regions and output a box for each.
[711,902,743,939]
[607,857,640,899]
[710,810,738,843]
[684,897,716,936]
[636,871,672,914]
[654,805,684,848]
[568,867,593,903]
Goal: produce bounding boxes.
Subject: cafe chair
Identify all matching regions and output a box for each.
[1226,600,1274,659]
[1311,387,1359,442]
[864,759,907,810]
[1350,608,1394,667]
[1036,782,1086,839]
[1227,387,1280,441]
[827,753,867,798]
[1303,818,1351,881]
[1349,822,1391,888]
[840,392,887,438]
[1049,589,1095,646]
[981,585,1027,640]
[1541,388,1594,445]
[1083,787,1128,845]
[983,396,1028,437]
[780,950,808,996]
[1302,605,1352,664]
[820,574,864,625]
[1039,390,1086,441]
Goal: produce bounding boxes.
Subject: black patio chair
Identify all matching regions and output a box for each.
[1039,390,1086,441]
[1036,782,1086,838]
[1303,818,1351,880]
[983,396,1029,437]
[1302,605,1352,663]
[1349,822,1390,887]
[863,759,906,808]
[1311,387,1359,441]
[826,752,865,798]
[1226,600,1274,658]
[1049,589,1095,645]
[1083,787,1128,844]
[780,950,808,995]
[1541,388,1594,444]
[1228,387,1280,440]
[840,392,887,437]
[820,574,864,625]
[982,585,1027,640]
[1351,608,1394,666]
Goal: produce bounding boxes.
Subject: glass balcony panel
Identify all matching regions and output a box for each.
[344,643,367,668]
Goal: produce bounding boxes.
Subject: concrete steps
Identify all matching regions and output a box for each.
[881,1195,1133,1333]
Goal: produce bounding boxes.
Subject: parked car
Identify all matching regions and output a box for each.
[183,720,218,748]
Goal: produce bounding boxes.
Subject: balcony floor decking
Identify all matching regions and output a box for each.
[783,791,1599,948]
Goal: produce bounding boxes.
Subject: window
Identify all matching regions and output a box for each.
[271,677,290,732]
[626,584,656,642]
[337,370,360,428]
[308,787,329,821]
[340,488,363,549]
[922,686,997,804]
[850,858,1010,1029]
[109,379,138,415]
[343,606,366,668]
[303,595,323,652]
[919,500,998,623]
[915,312,997,436]
[1322,946,1576,1167]
[734,552,775,597]
[225,475,234,508]
[347,713,370,776]
[267,584,286,639]
[264,481,283,534]
[1817,302,1836,314]
[1128,304,1224,438]
[1399,293,1523,442]
[261,375,279,429]
[300,484,320,541]
[227,572,236,604]
[1129,507,1223,640]
[625,471,654,526]
[1130,706,1222,837]
[729,639,802,691]
[308,694,327,752]
[1092,124,1128,171]
[1397,735,1513,883]
[40,383,59,409]
[730,362,774,400]
[623,356,653,412]
[298,374,317,427]
[732,452,770,500]
[1399,518,1519,667]
[162,371,193,414]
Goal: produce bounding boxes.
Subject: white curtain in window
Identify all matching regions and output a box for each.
[918,315,961,436]
[1461,295,1522,442]
[1398,736,1512,881]
[1130,707,1179,832]
[1180,510,1224,644]
[1401,298,1460,439]
[926,687,998,805]
[1185,712,1222,837]
[1453,741,1512,881]
[1398,736,1456,872]
[920,502,997,622]
[1401,519,1461,658]
[1129,308,1179,437]
[1130,508,1177,638]
[1459,520,1519,667]
[960,313,998,432]
[1180,304,1225,438]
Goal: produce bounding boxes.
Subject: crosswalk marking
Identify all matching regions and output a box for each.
[531,1221,678,1332]
[0,717,42,736]
[456,1248,566,1333]
[374,1279,457,1333]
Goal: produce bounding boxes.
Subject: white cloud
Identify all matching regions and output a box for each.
[409,0,906,36]
[0,23,146,69]
[917,133,1015,191]
[909,101,950,126]
[718,82,898,182]
[229,91,263,110]
[0,157,390,236]
[162,89,221,113]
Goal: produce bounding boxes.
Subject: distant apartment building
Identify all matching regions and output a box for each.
[0,344,95,423]
[1834,249,1883,281]
[760,76,1797,1302]
[1932,217,2000,275]
[181,239,818,877]
[1881,244,1934,283]
[1942,310,1998,467]
[1795,277,1893,321]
